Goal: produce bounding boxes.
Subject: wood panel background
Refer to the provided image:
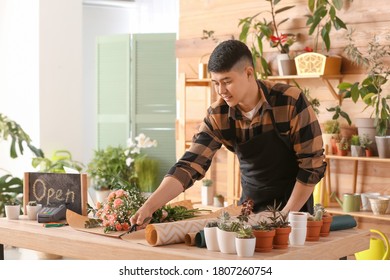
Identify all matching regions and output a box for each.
[175,0,390,234]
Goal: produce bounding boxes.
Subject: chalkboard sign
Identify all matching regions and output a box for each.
[23,172,88,216]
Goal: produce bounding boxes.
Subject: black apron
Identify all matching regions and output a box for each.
[234,81,313,214]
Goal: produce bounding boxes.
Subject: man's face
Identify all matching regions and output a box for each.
[210,66,252,107]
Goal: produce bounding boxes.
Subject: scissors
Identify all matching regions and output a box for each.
[118,217,152,237]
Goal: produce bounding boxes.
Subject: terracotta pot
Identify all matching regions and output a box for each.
[320,214,333,237]
[337,149,348,156]
[306,220,323,241]
[253,229,275,252]
[365,149,373,157]
[273,226,292,249]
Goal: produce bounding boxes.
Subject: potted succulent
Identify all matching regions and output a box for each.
[306,207,324,241]
[238,0,296,78]
[4,198,21,220]
[26,200,43,220]
[266,201,291,249]
[314,203,333,237]
[235,224,256,257]
[336,137,349,156]
[203,220,219,251]
[216,211,241,254]
[213,194,224,207]
[252,220,276,253]
[360,134,373,157]
[322,120,340,155]
[201,179,213,206]
[350,134,364,157]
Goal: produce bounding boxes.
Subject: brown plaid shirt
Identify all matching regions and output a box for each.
[167,80,326,189]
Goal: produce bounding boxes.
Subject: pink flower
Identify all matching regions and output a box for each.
[122,223,130,231]
[108,191,116,200]
[115,189,125,197]
[113,198,123,208]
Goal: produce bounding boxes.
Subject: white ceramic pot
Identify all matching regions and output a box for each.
[369,197,390,215]
[216,228,236,254]
[95,189,112,203]
[361,192,381,211]
[5,205,21,220]
[26,204,43,220]
[235,237,256,257]
[288,211,308,222]
[203,227,219,251]
[201,186,213,206]
[289,227,307,246]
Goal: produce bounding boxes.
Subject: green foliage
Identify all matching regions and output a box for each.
[0,113,44,159]
[323,120,340,134]
[202,179,213,187]
[32,150,84,173]
[305,0,349,52]
[265,200,290,228]
[236,224,255,239]
[205,220,218,227]
[350,135,360,146]
[217,211,241,232]
[134,156,159,193]
[87,145,133,190]
[359,134,373,149]
[252,220,273,231]
[326,105,352,126]
[238,0,296,78]
[27,200,37,206]
[338,30,390,136]
[151,205,202,223]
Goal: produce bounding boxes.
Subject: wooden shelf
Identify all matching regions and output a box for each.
[268,74,343,104]
[326,207,390,222]
[326,154,390,163]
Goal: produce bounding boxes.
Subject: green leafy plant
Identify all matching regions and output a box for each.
[252,220,273,231]
[337,137,350,151]
[326,105,352,126]
[134,156,159,193]
[350,134,360,146]
[323,119,340,134]
[238,0,296,78]
[32,150,84,173]
[236,224,255,239]
[87,133,157,191]
[308,203,325,221]
[338,30,390,136]
[205,220,218,228]
[27,200,38,206]
[202,179,213,187]
[360,134,373,150]
[305,0,349,52]
[217,211,241,232]
[4,197,20,206]
[265,200,290,228]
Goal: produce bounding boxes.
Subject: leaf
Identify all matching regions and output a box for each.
[308,0,315,12]
[275,5,295,14]
[332,0,343,10]
[239,22,250,42]
[321,23,331,51]
[334,17,347,30]
[337,82,352,90]
[351,83,360,103]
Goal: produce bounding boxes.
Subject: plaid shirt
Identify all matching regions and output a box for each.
[167,80,326,189]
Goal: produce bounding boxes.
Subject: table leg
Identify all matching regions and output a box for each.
[0,243,4,260]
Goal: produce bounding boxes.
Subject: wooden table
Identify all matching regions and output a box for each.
[0,216,370,260]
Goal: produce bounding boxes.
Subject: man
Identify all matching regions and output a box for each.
[130,39,326,227]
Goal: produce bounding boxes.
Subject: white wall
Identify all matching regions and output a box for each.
[0,0,40,177]
[0,0,178,178]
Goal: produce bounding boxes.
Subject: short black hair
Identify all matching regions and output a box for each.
[208,40,254,73]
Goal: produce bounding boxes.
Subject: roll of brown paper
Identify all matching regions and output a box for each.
[184,232,198,246]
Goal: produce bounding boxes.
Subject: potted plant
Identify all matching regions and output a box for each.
[203,220,219,251]
[235,224,256,257]
[238,0,296,78]
[213,194,224,207]
[295,0,350,75]
[326,103,356,141]
[338,31,390,157]
[360,134,373,157]
[350,134,364,157]
[322,119,340,155]
[306,207,324,241]
[336,137,349,156]
[134,156,159,195]
[314,203,333,237]
[4,197,21,220]
[26,200,42,220]
[252,220,276,253]
[265,201,291,249]
[216,211,241,254]
[201,179,213,206]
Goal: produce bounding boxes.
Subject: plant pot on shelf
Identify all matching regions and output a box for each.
[276,54,296,76]
[375,136,390,158]
[350,145,364,157]
[294,53,342,76]
[201,185,213,206]
[26,204,43,220]
[355,118,378,156]
[322,133,339,155]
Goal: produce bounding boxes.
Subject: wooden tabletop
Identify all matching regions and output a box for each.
[0,216,370,260]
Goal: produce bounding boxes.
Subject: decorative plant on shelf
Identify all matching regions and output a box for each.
[360,134,373,156]
[87,133,157,191]
[305,0,349,53]
[326,105,352,126]
[323,119,340,135]
[202,179,213,187]
[338,30,390,137]
[238,0,296,78]
[32,150,85,174]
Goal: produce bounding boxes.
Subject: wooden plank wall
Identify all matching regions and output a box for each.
[175,0,390,230]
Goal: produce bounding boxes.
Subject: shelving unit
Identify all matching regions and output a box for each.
[323,154,390,221]
[268,74,343,104]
